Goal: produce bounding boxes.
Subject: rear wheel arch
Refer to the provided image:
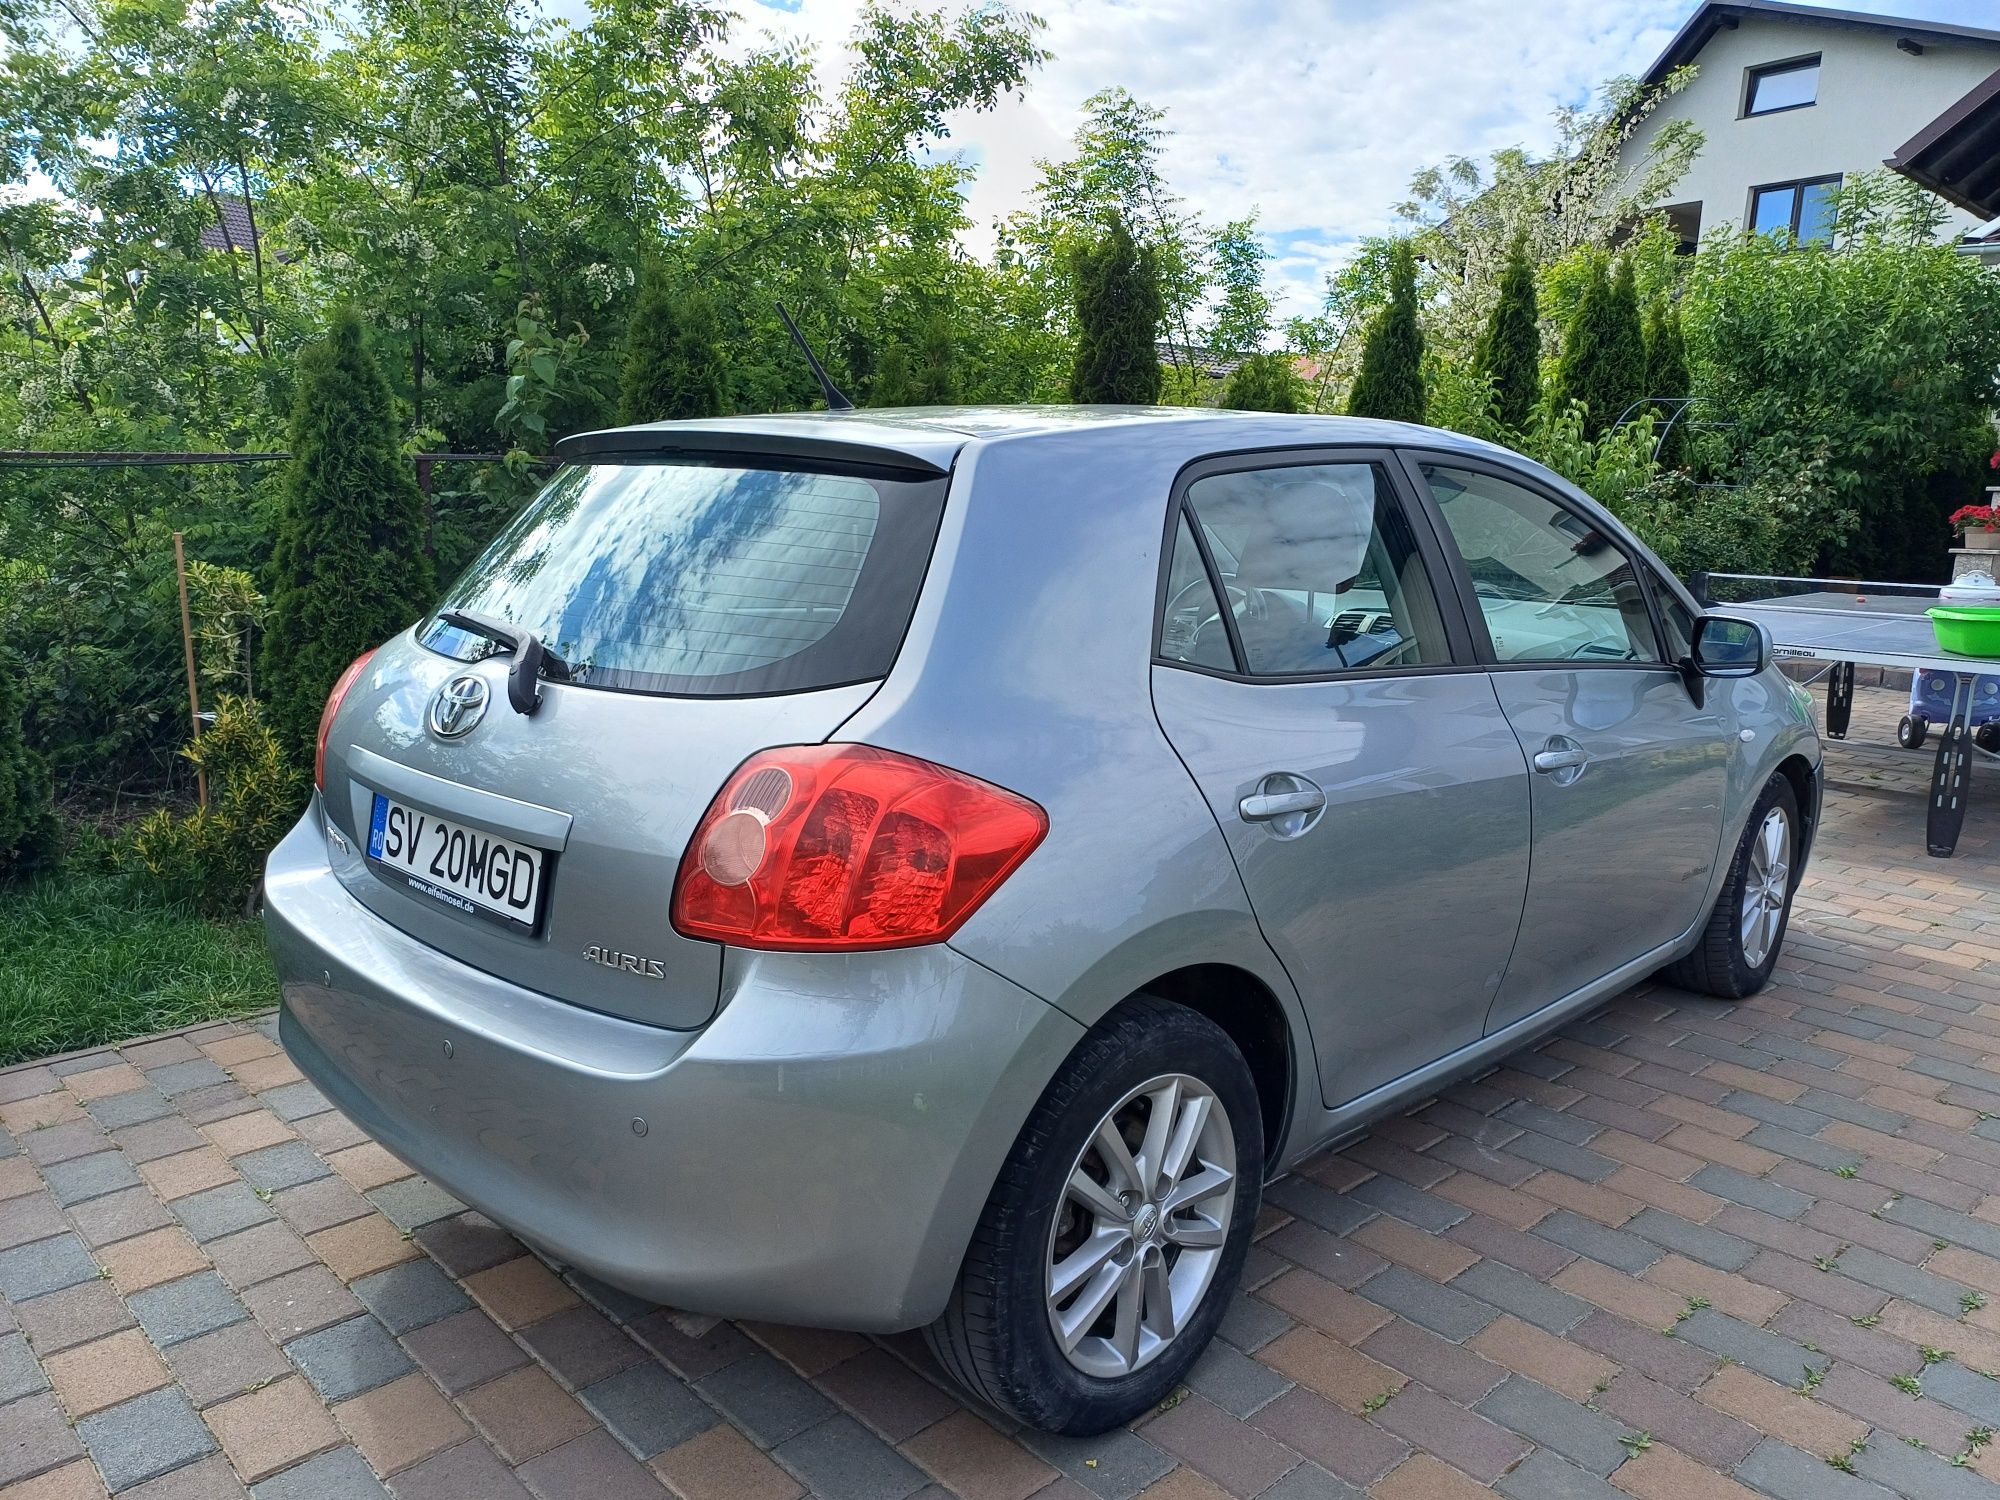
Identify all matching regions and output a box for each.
[1126,965,1295,1170]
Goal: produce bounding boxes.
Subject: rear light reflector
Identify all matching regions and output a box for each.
[671,744,1048,951]
[314,650,376,792]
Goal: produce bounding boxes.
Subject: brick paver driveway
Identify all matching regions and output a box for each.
[6,687,2000,1500]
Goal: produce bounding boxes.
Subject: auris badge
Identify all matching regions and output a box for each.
[428,675,489,739]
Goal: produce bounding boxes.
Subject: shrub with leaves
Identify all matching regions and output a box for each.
[1069,217,1165,405]
[129,697,305,916]
[1220,352,1304,413]
[261,311,436,768]
[0,632,60,881]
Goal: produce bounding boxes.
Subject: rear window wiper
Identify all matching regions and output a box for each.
[438,609,571,716]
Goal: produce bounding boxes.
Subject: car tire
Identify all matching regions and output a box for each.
[1664,773,1801,1000]
[926,996,1263,1435]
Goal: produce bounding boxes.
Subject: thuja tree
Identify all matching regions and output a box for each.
[1069,217,1164,404]
[1642,297,1692,469]
[618,269,727,423]
[1475,234,1540,432]
[1556,254,1645,440]
[0,633,59,880]
[1347,240,1425,423]
[262,310,436,766]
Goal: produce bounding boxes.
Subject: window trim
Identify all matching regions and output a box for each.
[1395,449,1676,674]
[1742,53,1821,118]
[1746,173,1843,243]
[1149,445,1480,685]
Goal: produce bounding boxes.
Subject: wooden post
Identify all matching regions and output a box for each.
[173,531,207,809]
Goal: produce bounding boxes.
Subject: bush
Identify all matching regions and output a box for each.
[1347,241,1425,423]
[617,269,728,422]
[1070,217,1165,405]
[1219,352,1304,413]
[129,698,305,916]
[261,311,436,767]
[0,632,59,881]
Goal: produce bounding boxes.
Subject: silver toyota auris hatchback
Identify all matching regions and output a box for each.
[266,407,1822,1433]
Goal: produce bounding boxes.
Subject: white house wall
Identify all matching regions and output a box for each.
[1620,13,1998,241]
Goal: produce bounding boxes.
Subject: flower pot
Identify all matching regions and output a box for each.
[1964,530,2000,551]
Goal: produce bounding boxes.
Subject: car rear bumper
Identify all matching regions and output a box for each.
[263,803,1083,1330]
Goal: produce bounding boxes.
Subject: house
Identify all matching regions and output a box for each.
[1617,0,2000,250]
[197,195,260,256]
[1885,65,2000,264]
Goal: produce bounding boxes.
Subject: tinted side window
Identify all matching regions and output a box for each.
[1184,462,1450,677]
[1421,464,1661,665]
[1655,579,1699,661]
[1158,513,1236,671]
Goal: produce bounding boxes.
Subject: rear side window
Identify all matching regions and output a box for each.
[1159,514,1236,671]
[419,459,947,696]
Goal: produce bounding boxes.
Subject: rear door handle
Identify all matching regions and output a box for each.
[1239,789,1326,821]
[1532,736,1589,784]
[1238,773,1327,837]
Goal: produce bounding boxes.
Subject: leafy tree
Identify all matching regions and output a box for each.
[618,271,726,422]
[1069,218,1164,405]
[1475,234,1540,432]
[1641,296,1691,468]
[1556,255,1645,440]
[1204,217,1272,357]
[1220,353,1303,413]
[261,311,436,766]
[0,632,59,880]
[1347,241,1425,424]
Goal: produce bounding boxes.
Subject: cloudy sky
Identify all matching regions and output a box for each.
[735,0,2000,320]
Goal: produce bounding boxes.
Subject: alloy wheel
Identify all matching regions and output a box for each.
[1740,806,1792,969]
[1045,1073,1235,1379]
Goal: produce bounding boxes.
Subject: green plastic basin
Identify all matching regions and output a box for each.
[1929,605,2000,658]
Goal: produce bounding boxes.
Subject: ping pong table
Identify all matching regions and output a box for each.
[1695,573,1998,858]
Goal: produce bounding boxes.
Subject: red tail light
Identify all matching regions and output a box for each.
[670,744,1048,951]
[314,650,376,792]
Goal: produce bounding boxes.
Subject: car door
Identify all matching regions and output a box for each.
[1406,456,1730,1032]
[1150,452,1532,1109]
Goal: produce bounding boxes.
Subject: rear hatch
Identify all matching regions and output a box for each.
[318,446,952,1029]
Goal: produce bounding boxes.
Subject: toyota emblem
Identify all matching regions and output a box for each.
[428,675,490,739]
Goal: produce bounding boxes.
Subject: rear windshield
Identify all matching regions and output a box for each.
[418,457,947,696]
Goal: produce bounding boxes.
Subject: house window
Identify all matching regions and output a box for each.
[1745,56,1820,115]
[1661,201,1703,254]
[1749,176,1841,244]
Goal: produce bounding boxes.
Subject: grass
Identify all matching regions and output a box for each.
[0,873,276,1066]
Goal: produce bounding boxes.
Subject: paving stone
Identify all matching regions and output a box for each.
[1354,1265,1495,1341]
[1264,1176,1374,1235]
[203,1375,343,1484]
[0,1233,99,1300]
[130,1271,248,1346]
[1450,1258,1589,1334]
[259,1083,332,1122]
[176,1084,256,1127]
[560,1270,656,1327]
[695,1352,837,1449]
[1143,1391,1299,1496]
[577,1361,716,1459]
[0,1393,84,1487]
[400,1308,528,1395]
[1532,1211,1660,1274]
[1495,1450,1624,1500]
[650,1424,805,1500]
[1218,1290,1294,1353]
[166,1320,294,1408]
[41,1326,170,1417]
[147,1060,233,1098]
[411,1213,522,1278]
[86,1087,175,1129]
[308,1215,420,1284]
[363,1178,463,1232]
[1835,1242,1973,1316]
[459,1365,597,1464]
[272,1176,371,1237]
[1504,1130,1621,1183]
[385,1438,531,1500]
[1597,1371,1757,1469]
[1369,1381,1530,1484]
[234,1141,331,1194]
[0,1188,64,1252]
[1342,1174,1467,1232]
[249,1444,389,1499]
[1473,1375,1634,1474]
[115,1115,209,1165]
[1922,1360,2000,1426]
[1017,1426,1177,1500]
[123,1451,251,1499]
[207,1221,316,1292]
[329,1371,471,1477]
[1358,1318,1504,1404]
[174,1182,275,1243]
[1257,1462,1364,1500]
[69,1184,174,1247]
[1621,1208,1755,1271]
[517,1428,669,1500]
[0,1331,47,1409]
[1184,1336,1294,1417]
[771,1414,926,1500]
[13,1278,133,1355]
[347,1259,470,1336]
[1686,1164,1811,1219]
[284,1314,414,1401]
[1849,1429,2000,1499]
[517,1304,646,1389]
[77,1385,218,1491]
[242,1264,363,1342]
[1734,1436,1897,1500]
[23,1120,109,1167]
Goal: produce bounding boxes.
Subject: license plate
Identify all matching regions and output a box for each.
[366,793,545,932]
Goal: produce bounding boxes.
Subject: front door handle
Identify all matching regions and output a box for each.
[1532,736,1588,785]
[1238,773,1326,837]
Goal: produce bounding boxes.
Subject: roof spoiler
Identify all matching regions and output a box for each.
[551,424,955,477]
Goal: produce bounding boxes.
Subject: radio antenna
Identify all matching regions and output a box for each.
[775,301,854,412]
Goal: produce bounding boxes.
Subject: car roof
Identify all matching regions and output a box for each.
[553,406,1519,477]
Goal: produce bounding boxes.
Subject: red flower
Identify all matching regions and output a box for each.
[1952,504,2000,532]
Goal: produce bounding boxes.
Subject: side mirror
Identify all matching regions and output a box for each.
[1691,615,1770,677]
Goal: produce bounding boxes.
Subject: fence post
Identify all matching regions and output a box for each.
[173,532,207,809]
